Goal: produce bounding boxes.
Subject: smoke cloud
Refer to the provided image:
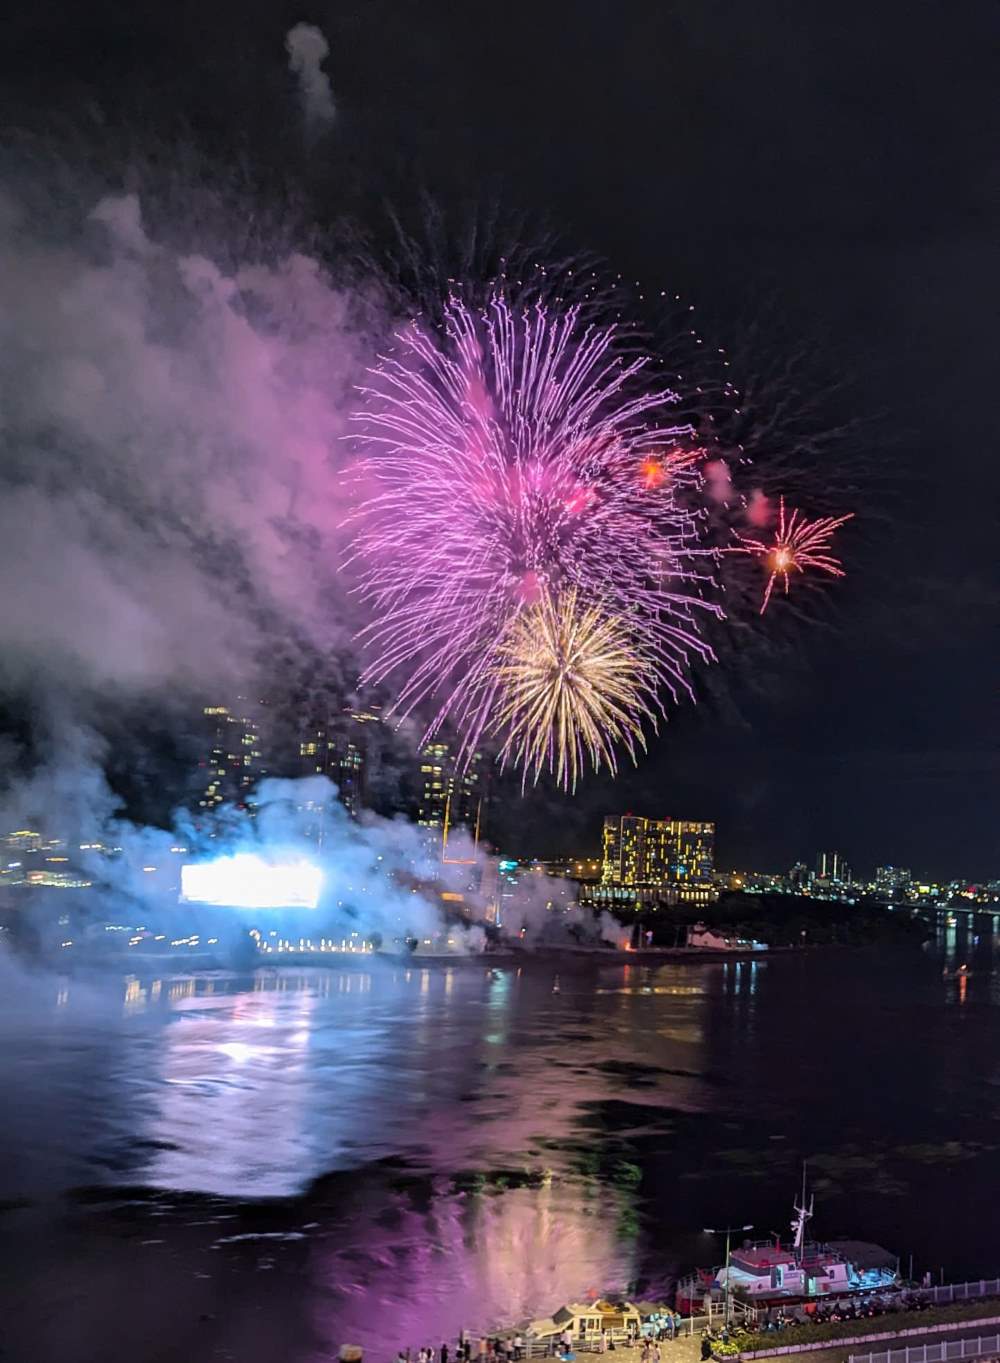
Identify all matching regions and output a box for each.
[285,23,336,138]
[746,488,773,527]
[704,457,734,504]
[0,167,622,960]
[0,185,363,696]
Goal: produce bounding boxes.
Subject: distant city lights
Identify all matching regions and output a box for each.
[180,854,322,909]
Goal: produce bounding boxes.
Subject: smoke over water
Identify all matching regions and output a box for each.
[0,172,621,957]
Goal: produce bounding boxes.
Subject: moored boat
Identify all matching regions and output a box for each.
[676,1180,899,1317]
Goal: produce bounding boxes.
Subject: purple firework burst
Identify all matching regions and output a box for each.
[347,291,721,777]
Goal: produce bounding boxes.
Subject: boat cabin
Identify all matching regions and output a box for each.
[722,1242,855,1299]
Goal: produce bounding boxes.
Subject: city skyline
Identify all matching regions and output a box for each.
[0,8,995,887]
[188,702,1000,889]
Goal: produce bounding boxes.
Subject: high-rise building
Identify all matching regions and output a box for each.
[787,861,813,890]
[199,698,269,811]
[297,721,364,817]
[294,703,388,819]
[417,741,452,829]
[599,813,715,904]
[874,865,911,898]
[417,741,487,855]
[603,814,714,885]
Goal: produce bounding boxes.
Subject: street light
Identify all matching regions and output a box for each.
[704,1224,754,1328]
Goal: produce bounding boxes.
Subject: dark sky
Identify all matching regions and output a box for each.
[2,0,997,879]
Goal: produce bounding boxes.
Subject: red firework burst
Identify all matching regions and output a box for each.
[736,496,853,613]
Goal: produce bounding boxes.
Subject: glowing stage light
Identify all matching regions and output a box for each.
[180,854,322,909]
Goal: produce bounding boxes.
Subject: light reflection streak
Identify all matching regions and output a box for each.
[149,986,317,1195]
[315,1176,639,1355]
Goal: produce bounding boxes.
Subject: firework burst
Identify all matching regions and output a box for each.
[736,496,853,613]
[493,587,658,791]
[348,290,720,775]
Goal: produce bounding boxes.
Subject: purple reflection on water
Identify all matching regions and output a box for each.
[315,1177,637,1358]
[0,958,723,1361]
[142,965,712,1199]
[8,934,1000,1363]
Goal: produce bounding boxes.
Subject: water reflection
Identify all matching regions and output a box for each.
[151,985,317,1194]
[133,964,715,1197]
[8,932,1000,1361]
[317,1175,639,1357]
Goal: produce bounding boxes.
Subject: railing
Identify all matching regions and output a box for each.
[741,1314,1000,1360]
[850,1333,1000,1363]
[925,1284,1000,1307]
[739,1280,1000,1335]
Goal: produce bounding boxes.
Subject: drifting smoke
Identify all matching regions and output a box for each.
[746,488,772,527]
[0,172,622,956]
[704,458,734,504]
[285,23,336,138]
[0,185,361,696]
[0,176,392,948]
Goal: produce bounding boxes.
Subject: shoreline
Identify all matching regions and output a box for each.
[20,942,807,974]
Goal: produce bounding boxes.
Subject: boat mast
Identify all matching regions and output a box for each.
[791,1163,814,1265]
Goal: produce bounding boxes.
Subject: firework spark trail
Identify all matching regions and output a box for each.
[493,587,658,791]
[735,495,853,613]
[348,292,721,780]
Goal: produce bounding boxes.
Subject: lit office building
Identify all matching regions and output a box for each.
[874,865,911,898]
[599,813,716,906]
[417,742,487,854]
[298,723,364,818]
[602,814,714,885]
[199,698,269,811]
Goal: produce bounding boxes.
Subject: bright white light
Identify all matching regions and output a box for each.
[180,854,322,909]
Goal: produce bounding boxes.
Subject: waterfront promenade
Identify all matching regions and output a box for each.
[542,1317,1000,1363]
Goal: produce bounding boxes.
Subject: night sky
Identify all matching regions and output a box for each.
[2,1,997,879]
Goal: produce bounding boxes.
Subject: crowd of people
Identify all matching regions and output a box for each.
[389,1290,940,1363]
[393,1335,529,1363]
[389,1323,685,1363]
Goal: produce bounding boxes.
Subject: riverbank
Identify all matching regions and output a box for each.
[735,1300,1000,1363]
[531,1301,1000,1363]
[18,941,791,972]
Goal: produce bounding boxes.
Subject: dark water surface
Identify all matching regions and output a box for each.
[2,915,999,1363]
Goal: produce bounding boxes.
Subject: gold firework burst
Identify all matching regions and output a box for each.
[493,588,658,791]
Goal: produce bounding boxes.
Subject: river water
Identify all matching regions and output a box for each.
[1,913,998,1363]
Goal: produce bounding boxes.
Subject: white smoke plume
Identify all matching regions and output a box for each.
[1,757,481,952]
[0,185,364,695]
[285,22,336,138]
